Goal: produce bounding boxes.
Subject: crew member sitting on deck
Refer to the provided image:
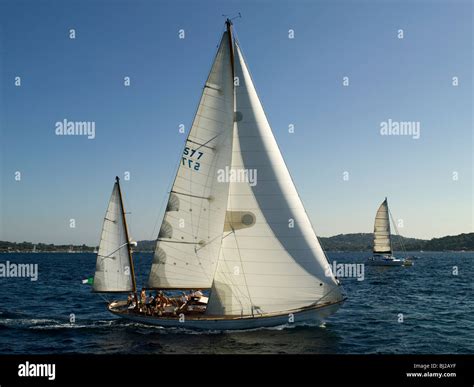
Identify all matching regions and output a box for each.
[146,293,155,315]
[178,292,188,311]
[140,289,147,312]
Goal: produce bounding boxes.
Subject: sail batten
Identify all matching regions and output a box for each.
[373,198,392,254]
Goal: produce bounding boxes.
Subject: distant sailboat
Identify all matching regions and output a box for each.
[97,20,345,330]
[367,198,412,266]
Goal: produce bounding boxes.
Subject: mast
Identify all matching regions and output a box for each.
[226,18,235,79]
[386,197,392,252]
[116,176,137,294]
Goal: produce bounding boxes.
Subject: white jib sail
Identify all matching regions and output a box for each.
[147,31,234,289]
[206,42,343,317]
[373,198,392,254]
[93,182,133,292]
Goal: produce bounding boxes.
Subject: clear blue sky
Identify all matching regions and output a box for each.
[0,0,472,245]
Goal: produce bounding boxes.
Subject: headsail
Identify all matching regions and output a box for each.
[373,198,392,254]
[147,30,234,289]
[93,178,135,293]
[205,41,343,316]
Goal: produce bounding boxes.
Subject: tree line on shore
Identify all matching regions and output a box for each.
[2,233,473,253]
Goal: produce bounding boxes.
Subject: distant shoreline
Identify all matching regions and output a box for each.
[1,232,473,253]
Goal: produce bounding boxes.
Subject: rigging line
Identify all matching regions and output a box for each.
[185,183,218,286]
[204,84,221,93]
[388,207,407,252]
[219,248,248,311]
[230,224,255,316]
[186,138,215,150]
[206,227,237,307]
[157,239,201,245]
[195,231,233,252]
[222,231,234,240]
[98,244,127,259]
[171,190,211,200]
[313,285,341,305]
[209,192,251,311]
[121,191,135,252]
[98,294,111,304]
[190,133,221,152]
[316,234,336,278]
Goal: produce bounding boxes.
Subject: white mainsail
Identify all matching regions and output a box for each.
[147,31,234,289]
[93,181,134,292]
[373,198,392,254]
[205,43,343,316]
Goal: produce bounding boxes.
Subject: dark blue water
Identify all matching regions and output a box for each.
[0,252,472,354]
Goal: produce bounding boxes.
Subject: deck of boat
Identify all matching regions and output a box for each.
[107,298,346,328]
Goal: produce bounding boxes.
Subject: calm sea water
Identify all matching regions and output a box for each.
[0,252,472,354]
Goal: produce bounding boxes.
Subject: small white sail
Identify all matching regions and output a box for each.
[93,182,134,292]
[147,31,234,289]
[373,198,392,254]
[206,43,343,316]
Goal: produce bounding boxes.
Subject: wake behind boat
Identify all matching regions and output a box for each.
[92,19,345,330]
[367,198,413,267]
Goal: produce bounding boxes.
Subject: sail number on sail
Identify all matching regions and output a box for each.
[182,147,204,171]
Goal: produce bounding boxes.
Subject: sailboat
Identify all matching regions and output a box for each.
[93,176,138,294]
[94,20,345,330]
[367,198,412,267]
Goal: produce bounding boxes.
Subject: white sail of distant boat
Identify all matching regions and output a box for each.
[93,177,137,293]
[373,198,392,255]
[367,198,412,267]
[104,19,345,330]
